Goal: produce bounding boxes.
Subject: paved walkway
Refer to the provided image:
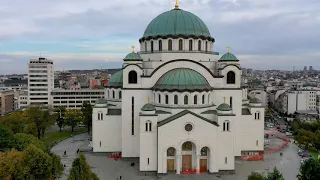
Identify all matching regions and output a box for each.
[51,133,90,180]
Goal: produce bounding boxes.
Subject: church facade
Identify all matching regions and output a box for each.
[92,3,264,175]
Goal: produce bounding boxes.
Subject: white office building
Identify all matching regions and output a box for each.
[28,58,54,106]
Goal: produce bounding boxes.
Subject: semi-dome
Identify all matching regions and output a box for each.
[152,68,212,92]
[216,103,232,111]
[95,98,107,104]
[123,52,143,61]
[249,97,261,104]
[141,103,156,111]
[219,52,239,61]
[142,8,213,41]
[106,70,123,88]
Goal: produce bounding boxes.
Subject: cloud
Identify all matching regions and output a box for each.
[0,0,320,74]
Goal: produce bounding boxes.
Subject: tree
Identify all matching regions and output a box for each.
[296,130,315,150]
[297,158,320,180]
[68,153,99,180]
[81,102,93,133]
[22,144,53,180]
[1,112,25,134]
[0,150,25,180]
[13,133,46,152]
[55,107,66,132]
[248,172,266,180]
[51,154,64,179]
[266,167,285,180]
[24,122,38,137]
[0,125,15,151]
[65,109,83,132]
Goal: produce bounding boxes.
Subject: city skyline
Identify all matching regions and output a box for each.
[0,0,320,74]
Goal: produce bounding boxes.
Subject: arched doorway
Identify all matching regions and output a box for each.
[167,147,176,172]
[200,147,210,172]
[181,141,196,173]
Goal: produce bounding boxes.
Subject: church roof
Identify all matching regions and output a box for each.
[142,8,212,40]
[216,103,232,111]
[141,103,156,111]
[106,70,123,88]
[152,68,212,92]
[249,97,261,104]
[95,98,107,104]
[242,108,252,115]
[157,110,219,127]
[219,52,239,61]
[123,52,143,61]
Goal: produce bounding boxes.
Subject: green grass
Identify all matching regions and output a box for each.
[41,128,87,147]
[310,150,319,159]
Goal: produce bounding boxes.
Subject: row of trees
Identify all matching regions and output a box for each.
[248,167,284,180]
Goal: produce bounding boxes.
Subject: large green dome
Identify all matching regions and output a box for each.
[152,68,212,92]
[143,8,212,39]
[106,70,123,88]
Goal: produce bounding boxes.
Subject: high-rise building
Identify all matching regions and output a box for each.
[28,58,54,106]
[0,88,15,115]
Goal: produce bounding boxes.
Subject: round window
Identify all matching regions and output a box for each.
[185,124,193,132]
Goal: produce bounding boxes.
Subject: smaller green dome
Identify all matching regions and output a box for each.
[217,103,232,111]
[106,70,123,88]
[123,52,143,61]
[219,52,238,61]
[141,103,156,111]
[95,98,107,104]
[250,98,261,104]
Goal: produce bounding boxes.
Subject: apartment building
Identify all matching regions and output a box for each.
[28,58,54,106]
[50,89,105,109]
[0,88,15,115]
[18,90,28,109]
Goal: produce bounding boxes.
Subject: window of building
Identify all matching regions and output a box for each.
[100,141,101,147]
[205,41,208,52]
[98,113,100,120]
[112,90,115,98]
[100,113,103,120]
[230,97,233,108]
[159,40,162,51]
[223,121,230,131]
[198,40,201,51]
[189,40,193,51]
[227,71,236,84]
[146,121,152,132]
[168,39,173,51]
[184,95,188,105]
[148,158,150,165]
[256,140,259,146]
[202,95,205,104]
[255,112,260,120]
[167,147,176,156]
[107,91,109,98]
[165,95,169,104]
[225,157,227,164]
[182,141,192,151]
[208,94,210,103]
[194,95,197,104]
[158,94,161,103]
[145,41,147,51]
[132,97,134,135]
[179,39,183,50]
[174,95,178,105]
[151,41,154,53]
[119,91,122,99]
[128,71,138,84]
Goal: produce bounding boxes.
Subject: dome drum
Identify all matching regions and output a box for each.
[139,34,215,43]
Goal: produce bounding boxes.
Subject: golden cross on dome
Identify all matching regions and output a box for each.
[223,97,226,103]
[227,45,231,53]
[175,0,179,8]
[131,45,135,53]
[147,97,150,104]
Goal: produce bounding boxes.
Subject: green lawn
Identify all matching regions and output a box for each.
[310,150,319,159]
[41,128,87,147]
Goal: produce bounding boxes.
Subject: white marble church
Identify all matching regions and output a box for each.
[92,2,264,175]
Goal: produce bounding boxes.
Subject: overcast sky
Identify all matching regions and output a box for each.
[0,0,320,74]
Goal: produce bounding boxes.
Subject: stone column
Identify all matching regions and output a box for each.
[176,151,181,175]
[196,154,201,174]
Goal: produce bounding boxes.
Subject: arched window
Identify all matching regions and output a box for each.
[179,39,183,51]
[184,95,188,105]
[223,121,230,131]
[165,95,169,104]
[189,40,193,51]
[146,121,152,132]
[145,41,147,52]
[208,94,210,103]
[255,112,260,120]
[201,147,208,156]
[205,41,208,52]
[159,40,162,51]
[227,71,236,84]
[151,41,154,53]
[112,90,115,98]
[194,95,197,104]
[225,157,228,164]
[202,94,205,104]
[128,71,138,84]
[100,113,103,120]
[198,40,201,51]
[107,90,109,98]
[168,39,173,51]
[230,97,233,108]
[174,95,178,105]
[119,91,122,99]
[182,141,192,151]
[167,147,176,156]
[158,94,161,103]
[256,140,259,146]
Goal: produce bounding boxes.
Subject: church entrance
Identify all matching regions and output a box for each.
[182,155,192,170]
[181,141,196,173]
[167,147,176,172]
[200,159,207,172]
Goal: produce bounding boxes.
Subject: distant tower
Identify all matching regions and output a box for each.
[309,66,313,72]
[303,66,307,71]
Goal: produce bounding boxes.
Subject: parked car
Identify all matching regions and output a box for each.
[285,132,293,136]
[298,149,306,156]
[301,152,312,158]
